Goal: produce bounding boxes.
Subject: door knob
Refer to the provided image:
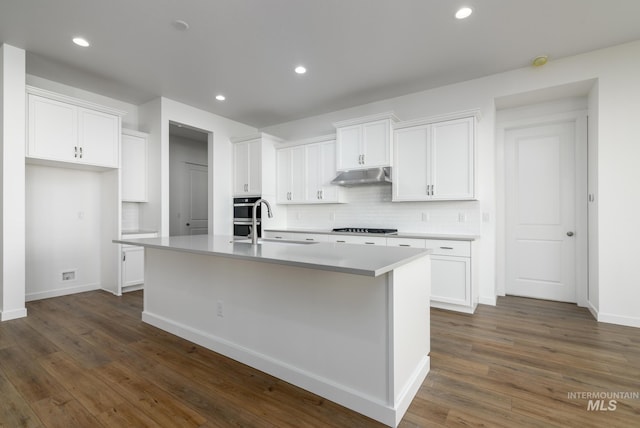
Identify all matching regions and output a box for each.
[186,223,190,227]
[566,231,574,237]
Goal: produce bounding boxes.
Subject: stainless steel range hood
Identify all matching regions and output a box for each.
[331,167,391,187]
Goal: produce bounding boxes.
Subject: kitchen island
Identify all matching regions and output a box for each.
[114,235,431,427]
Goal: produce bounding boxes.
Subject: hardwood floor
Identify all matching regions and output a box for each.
[0,291,639,427]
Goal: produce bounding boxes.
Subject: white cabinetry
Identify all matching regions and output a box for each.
[335,113,397,171]
[276,138,344,204]
[328,235,387,245]
[27,87,121,169]
[393,116,475,201]
[233,138,262,196]
[277,145,306,203]
[262,231,329,242]
[120,232,158,294]
[121,129,148,202]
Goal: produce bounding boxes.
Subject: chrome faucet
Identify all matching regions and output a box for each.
[250,198,273,245]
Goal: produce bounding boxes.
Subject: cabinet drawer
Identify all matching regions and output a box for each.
[424,239,470,257]
[330,235,387,245]
[263,231,328,242]
[386,237,427,248]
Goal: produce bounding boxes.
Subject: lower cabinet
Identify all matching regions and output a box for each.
[268,231,477,313]
[122,246,145,288]
[120,232,158,294]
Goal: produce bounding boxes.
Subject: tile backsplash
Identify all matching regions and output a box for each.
[284,185,480,234]
[121,202,140,232]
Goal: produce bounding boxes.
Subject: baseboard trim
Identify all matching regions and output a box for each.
[479,295,497,306]
[597,311,640,328]
[143,310,411,427]
[586,300,598,320]
[0,307,28,321]
[26,282,100,302]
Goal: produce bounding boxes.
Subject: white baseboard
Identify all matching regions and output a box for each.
[479,295,497,306]
[143,310,417,427]
[586,300,599,320]
[597,311,640,328]
[0,307,27,321]
[25,282,100,302]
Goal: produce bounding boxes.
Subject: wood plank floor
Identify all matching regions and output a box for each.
[0,291,639,427]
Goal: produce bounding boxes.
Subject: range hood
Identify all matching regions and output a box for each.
[331,167,391,187]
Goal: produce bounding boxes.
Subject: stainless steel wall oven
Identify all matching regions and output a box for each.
[233,197,262,237]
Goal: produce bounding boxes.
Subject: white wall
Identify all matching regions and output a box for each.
[138,98,256,237]
[0,44,27,320]
[169,134,208,235]
[263,40,640,326]
[25,165,103,300]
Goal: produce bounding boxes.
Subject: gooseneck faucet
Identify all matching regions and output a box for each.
[251,198,273,245]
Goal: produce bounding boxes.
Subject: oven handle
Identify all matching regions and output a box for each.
[234,219,260,225]
[233,203,255,207]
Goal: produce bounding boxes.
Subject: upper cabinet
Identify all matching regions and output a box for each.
[233,138,262,196]
[232,133,281,197]
[334,113,397,171]
[276,137,345,204]
[393,116,475,201]
[121,129,148,202]
[27,87,123,169]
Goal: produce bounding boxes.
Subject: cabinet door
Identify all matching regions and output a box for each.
[276,146,305,203]
[121,132,148,202]
[318,141,340,202]
[27,94,77,162]
[362,119,391,167]
[336,125,362,170]
[430,117,474,200]
[233,142,250,195]
[122,246,145,287]
[430,256,470,306]
[305,143,322,202]
[247,140,262,195]
[78,108,119,168]
[392,125,430,201]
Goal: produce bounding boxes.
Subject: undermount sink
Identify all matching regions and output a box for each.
[234,238,318,245]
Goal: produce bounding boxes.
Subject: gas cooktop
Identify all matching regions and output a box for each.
[332,227,398,234]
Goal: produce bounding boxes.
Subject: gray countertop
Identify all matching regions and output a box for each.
[114,234,430,277]
[264,228,479,241]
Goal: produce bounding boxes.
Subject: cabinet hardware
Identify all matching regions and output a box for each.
[566,231,574,237]
[440,246,454,250]
[365,242,375,245]
[74,146,78,158]
[274,236,283,239]
[79,147,83,158]
[399,244,410,247]
[362,154,365,164]
[305,238,314,241]
[337,240,346,243]
[122,253,126,262]
[319,190,323,199]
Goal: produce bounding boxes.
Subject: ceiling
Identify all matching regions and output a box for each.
[2,1,640,128]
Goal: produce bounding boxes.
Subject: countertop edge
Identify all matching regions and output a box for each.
[113,238,430,277]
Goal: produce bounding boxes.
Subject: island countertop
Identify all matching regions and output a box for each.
[114,234,430,277]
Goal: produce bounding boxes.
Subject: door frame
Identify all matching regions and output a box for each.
[496,109,588,307]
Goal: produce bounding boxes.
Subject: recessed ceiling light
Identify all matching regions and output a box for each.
[72,37,90,47]
[294,65,307,75]
[173,20,190,31]
[215,94,226,101]
[455,7,473,19]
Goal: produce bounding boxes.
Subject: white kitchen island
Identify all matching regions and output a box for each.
[114,235,431,427]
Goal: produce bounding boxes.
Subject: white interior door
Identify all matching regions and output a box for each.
[505,121,576,302]
[182,162,208,235]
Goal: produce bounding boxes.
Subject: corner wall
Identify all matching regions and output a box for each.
[0,44,26,320]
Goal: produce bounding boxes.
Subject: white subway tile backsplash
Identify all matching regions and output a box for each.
[284,186,480,234]
[121,202,140,232]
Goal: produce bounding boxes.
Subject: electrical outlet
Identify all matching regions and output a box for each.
[482,212,491,223]
[217,300,224,317]
[61,270,76,281]
[458,212,467,222]
[421,212,430,222]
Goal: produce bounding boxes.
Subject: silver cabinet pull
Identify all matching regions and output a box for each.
[567,231,574,237]
[399,244,411,247]
[274,236,283,239]
[336,240,346,243]
[305,238,314,241]
[319,190,323,200]
[74,146,78,158]
[440,246,454,250]
[122,252,126,262]
[79,147,83,158]
[365,242,375,245]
